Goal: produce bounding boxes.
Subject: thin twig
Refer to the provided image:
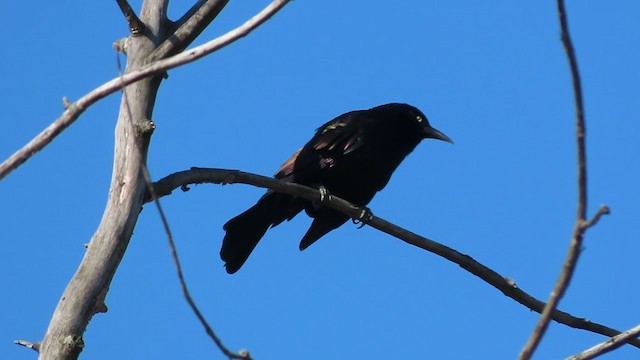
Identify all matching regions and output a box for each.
[585,205,611,228]
[566,324,640,360]
[0,0,290,181]
[147,167,634,348]
[519,1,610,358]
[116,54,250,359]
[115,0,144,35]
[152,189,252,359]
[14,340,40,352]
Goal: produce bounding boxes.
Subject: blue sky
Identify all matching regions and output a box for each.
[2,1,639,359]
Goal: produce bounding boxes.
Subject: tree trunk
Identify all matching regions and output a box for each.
[39,1,168,359]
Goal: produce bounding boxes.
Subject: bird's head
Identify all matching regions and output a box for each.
[386,103,454,144]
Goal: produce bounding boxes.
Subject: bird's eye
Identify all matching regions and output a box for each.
[416,115,423,123]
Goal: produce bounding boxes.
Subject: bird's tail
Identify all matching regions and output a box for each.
[221,192,302,274]
[299,208,349,251]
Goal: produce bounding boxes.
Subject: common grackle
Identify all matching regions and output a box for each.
[220,103,452,273]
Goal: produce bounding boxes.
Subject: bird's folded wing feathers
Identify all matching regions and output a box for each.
[274,148,301,179]
[274,111,366,179]
[312,112,364,155]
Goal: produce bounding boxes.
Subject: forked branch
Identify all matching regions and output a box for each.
[518,1,610,358]
[0,0,290,181]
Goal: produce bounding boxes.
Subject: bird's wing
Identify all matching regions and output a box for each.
[274,148,301,179]
[290,111,366,182]
[311,111,365,156]
[274,111,365,180]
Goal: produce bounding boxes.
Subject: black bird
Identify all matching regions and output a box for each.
[221,103,452,273]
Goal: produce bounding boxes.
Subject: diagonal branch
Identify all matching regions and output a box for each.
[147,179,252,359]
[147,167,636,348]
[566,324,640,360]
[13,340,39,352]
[115,0,144,35]
[148,0,230,62]
[519,1,610,358]
[175,0,210,27]
[0,0,291,181]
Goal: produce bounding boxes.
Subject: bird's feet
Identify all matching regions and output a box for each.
[312,186,332,210]
[352,206,373,229]
[319,186,332,203]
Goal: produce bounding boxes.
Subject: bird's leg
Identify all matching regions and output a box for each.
[352,206,373,229]
[319,186,332,203]
[312,185,332,210]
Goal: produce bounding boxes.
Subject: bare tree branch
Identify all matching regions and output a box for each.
[149,186,252,359]
[567,324,640,360]
[0,0,291,181]
[585,205,610,228]
[32,3,292,358]
[14,340,40,352]
[518,1,610,358]
[148,0,230,62]
[37,1,170,358]
[147,167,636,348]
[115,0,144,35]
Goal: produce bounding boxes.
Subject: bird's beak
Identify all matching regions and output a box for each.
[425,127,453,144]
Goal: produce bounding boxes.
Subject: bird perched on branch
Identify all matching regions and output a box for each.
[220,103,452,273]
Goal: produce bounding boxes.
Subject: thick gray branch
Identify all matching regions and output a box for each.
[116,0,144,35]
[37,1,169,359]
[148,0,230,62]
